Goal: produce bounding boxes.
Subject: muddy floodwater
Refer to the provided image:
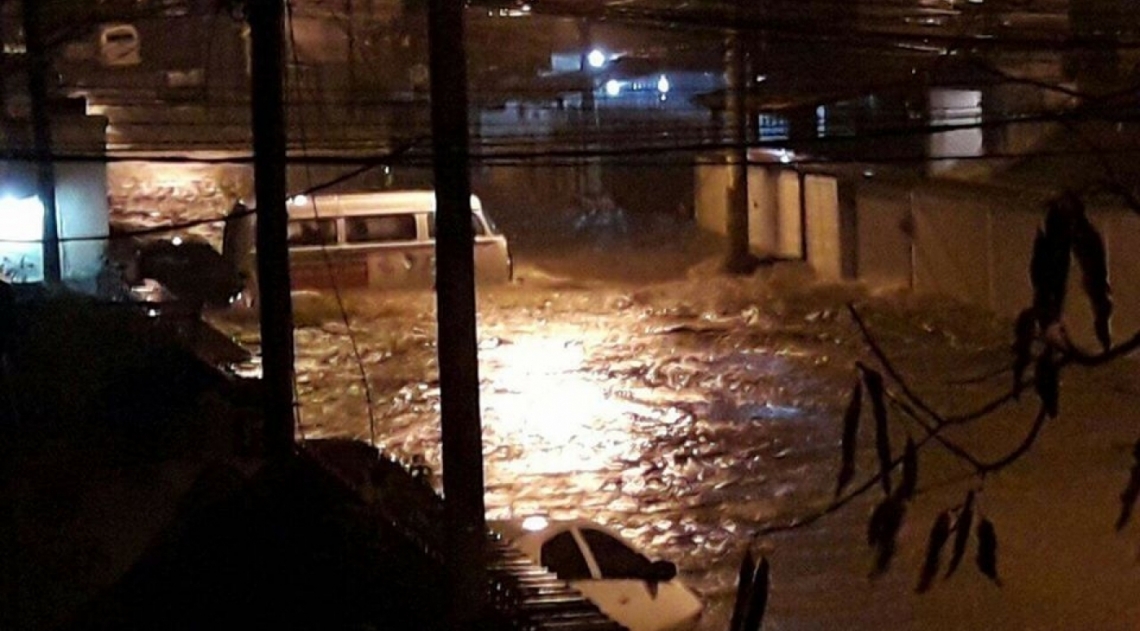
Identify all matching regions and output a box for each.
[212,220,1140,631]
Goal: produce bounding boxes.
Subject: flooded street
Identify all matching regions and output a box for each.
[212,217,1140,630]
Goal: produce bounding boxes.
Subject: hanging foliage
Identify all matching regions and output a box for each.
[916,511,952,593]
[1116,438,1140,531]
[1030,193,1084,329]
[729,548,755,631]
[1034,352,1060,418]
[862,368,892,496]
[976,518,1001,585]
[1072,215,1113,352]
[1011,308,1036,399]
[898,437,918,502]
[837,379,863,498]
[944,490,975,579]
[868,496,906,576]
[742,557,770,631]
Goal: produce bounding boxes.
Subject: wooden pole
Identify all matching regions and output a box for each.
[247,0,296,461]
[427,0,487,627]
[724,16,752,274]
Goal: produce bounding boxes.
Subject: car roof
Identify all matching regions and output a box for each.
[287,190,484,218]
[489,518,631,555]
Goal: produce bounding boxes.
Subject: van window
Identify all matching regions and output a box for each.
[287,219,337,247]
[427,214,487,239]
[345,215,418,243]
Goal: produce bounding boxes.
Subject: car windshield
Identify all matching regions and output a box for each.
[579,528,654,580]
[540,531,591,581]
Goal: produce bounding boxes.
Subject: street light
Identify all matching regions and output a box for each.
[587,48,606,69]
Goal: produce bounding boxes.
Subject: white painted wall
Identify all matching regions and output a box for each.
[804,174,842,282]
[776,170,802,259]
[747,166,777,255]
[56,162,110,280]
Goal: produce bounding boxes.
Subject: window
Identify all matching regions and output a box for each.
[427,214,487,239]
[580,528,652,580]
[345,215,417,243]
[287,219,337,247]
[540,531,591,581]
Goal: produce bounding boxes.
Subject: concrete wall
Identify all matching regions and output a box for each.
[855,180,912,289]
[803,174,838,280]
[696,160,1140,347]
[776,170,802,259]
[695,161,731,235]
[698,162,804,260]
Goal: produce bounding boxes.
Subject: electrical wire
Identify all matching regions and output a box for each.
[285,0,380,451]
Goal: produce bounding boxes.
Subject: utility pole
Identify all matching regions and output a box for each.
[577,19,601,206]
[428,0,487,627]
[723,20,753,274]
[247,0,296,461]
[21,0,61,283]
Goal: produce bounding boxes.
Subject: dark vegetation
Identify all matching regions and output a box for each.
[1,288,447,631]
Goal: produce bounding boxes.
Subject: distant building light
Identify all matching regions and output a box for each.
[755,74,767,83]
[657,75,671,94]
[604,79,622,97]
[0,194,43,242]
[587,49,607,69]
[0,194,44,283]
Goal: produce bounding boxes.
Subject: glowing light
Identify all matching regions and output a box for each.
[779,150,793,164]
[171,236,183,246]
[657,75,670,94]
[587,49,606,69]
[604,79,622,97]
[479,330,645,476]
[289,194,309,206]
[522,515,549,532]
[0,195,44,242]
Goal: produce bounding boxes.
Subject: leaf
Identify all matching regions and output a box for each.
[742,556,770,631]
[1033,352,1060,418]
[868,496,906,577]
[862,368,892,496]
[729,548,755,631]
[898,437,918,502]
[917,511,952,593]
[976,518,1001,585]
[836,380,862,497]
[1115,438,1140,531]
[1011,308,1036,399]
[1072,217,1113,352]
[1029,225,1071,329]
[945,490,975,578]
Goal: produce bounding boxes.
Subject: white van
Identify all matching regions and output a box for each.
[224,190,513,299]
